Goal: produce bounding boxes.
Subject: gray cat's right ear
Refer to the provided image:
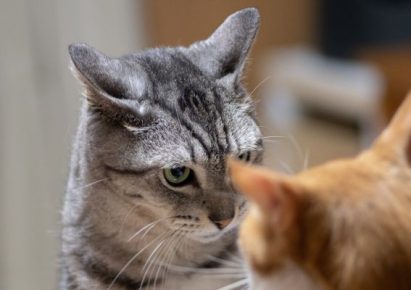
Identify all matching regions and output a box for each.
[188,8,260,80]
[69,43,153,128]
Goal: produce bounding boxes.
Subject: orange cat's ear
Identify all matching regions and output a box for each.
[228,158,301,231]
[375,92,411,164]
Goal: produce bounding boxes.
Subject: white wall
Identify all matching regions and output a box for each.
[0,1,147,289]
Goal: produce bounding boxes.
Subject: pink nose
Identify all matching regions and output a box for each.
[210,217,233,230]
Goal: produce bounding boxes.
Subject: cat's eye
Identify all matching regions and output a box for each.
[163,166,193,186]
[238,152,251,162]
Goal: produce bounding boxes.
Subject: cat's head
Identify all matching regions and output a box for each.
[68,8,262,243]
[229,94,411,290]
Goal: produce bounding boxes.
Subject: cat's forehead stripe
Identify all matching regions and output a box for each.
[132,48,254,160]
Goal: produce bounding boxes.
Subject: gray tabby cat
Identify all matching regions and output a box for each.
[61,8,262,290]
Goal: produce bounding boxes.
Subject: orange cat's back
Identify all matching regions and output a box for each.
[230,93,411,290]
[295,151,411,290]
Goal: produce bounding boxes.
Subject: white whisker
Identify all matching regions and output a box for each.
[167,264,245,274]
[139,239,168,290]
[205,254,243,268]
[156,231,185,290]
[262,139,282,144]
[143,228,183,290]
[128,216,173,242]
[107,229,174,290]
[262,135,286,140]
[142,239,166,272]
[249,75,274,98]
[280,161,294,174]
[227,253,244,264]
[217,278,249,290]
[72,178,107,191]
[303,149,310,170]
[119,204,141,235]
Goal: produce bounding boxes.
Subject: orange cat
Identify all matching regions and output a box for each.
[229,93,411,290]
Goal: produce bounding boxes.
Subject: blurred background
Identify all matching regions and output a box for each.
[0,0,410,289]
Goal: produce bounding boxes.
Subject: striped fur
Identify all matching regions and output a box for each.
[61,8,262,290]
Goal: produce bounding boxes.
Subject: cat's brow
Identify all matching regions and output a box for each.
[104,165,151,175]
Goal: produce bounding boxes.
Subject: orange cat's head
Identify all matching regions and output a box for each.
[229,94,411,290]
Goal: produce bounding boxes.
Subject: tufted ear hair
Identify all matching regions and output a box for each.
[187,8,260,81]
[69,43,154,128]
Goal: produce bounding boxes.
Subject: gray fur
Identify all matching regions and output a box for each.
[61,8,262,290]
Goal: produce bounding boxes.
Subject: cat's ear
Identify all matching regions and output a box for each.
[228,158,301,231]
[69,43,153,128]
[187,8,260,81]
[374,92,411,164]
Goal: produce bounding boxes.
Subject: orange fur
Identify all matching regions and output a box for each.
[229,93,411,290]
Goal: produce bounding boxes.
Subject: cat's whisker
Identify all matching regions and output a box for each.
[280,161,294,174]
[190,272,246,278]
[119,203,141,235]
[140,240,167,278]
[249,75,274,98]
[303,149,310,170]
[262,139,282,144]
[216,278,249,290]
[72,178,108,191]
[262,135,286,140]
[263,134,308,173]
[142,226,183,288]
[287,133,308,172]
[127,216,174,242]
[161,232,187,290]
[167,264,245,274]
[149,234,177,290]
[127,222,157,242]
[107,229,175,290]
[154,230,185,290]
[141,228,183,290]
[288,134,303,158]
[227,252,244,264]
[205,254,243,268]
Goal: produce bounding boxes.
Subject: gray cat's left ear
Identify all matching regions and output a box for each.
[69,43,154,128]
[188,8,260,80]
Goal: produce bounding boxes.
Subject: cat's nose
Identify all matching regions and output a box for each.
[208,215,233,230]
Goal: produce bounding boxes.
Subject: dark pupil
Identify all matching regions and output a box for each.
[240,152,250,162]
[171,167,185,178]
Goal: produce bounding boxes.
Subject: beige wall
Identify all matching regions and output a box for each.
[144,0,317,88]
[0,1,147,289]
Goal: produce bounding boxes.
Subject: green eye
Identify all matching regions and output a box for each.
[163,166,192,186]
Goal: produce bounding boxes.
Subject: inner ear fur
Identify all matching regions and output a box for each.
[69,43,155,128]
